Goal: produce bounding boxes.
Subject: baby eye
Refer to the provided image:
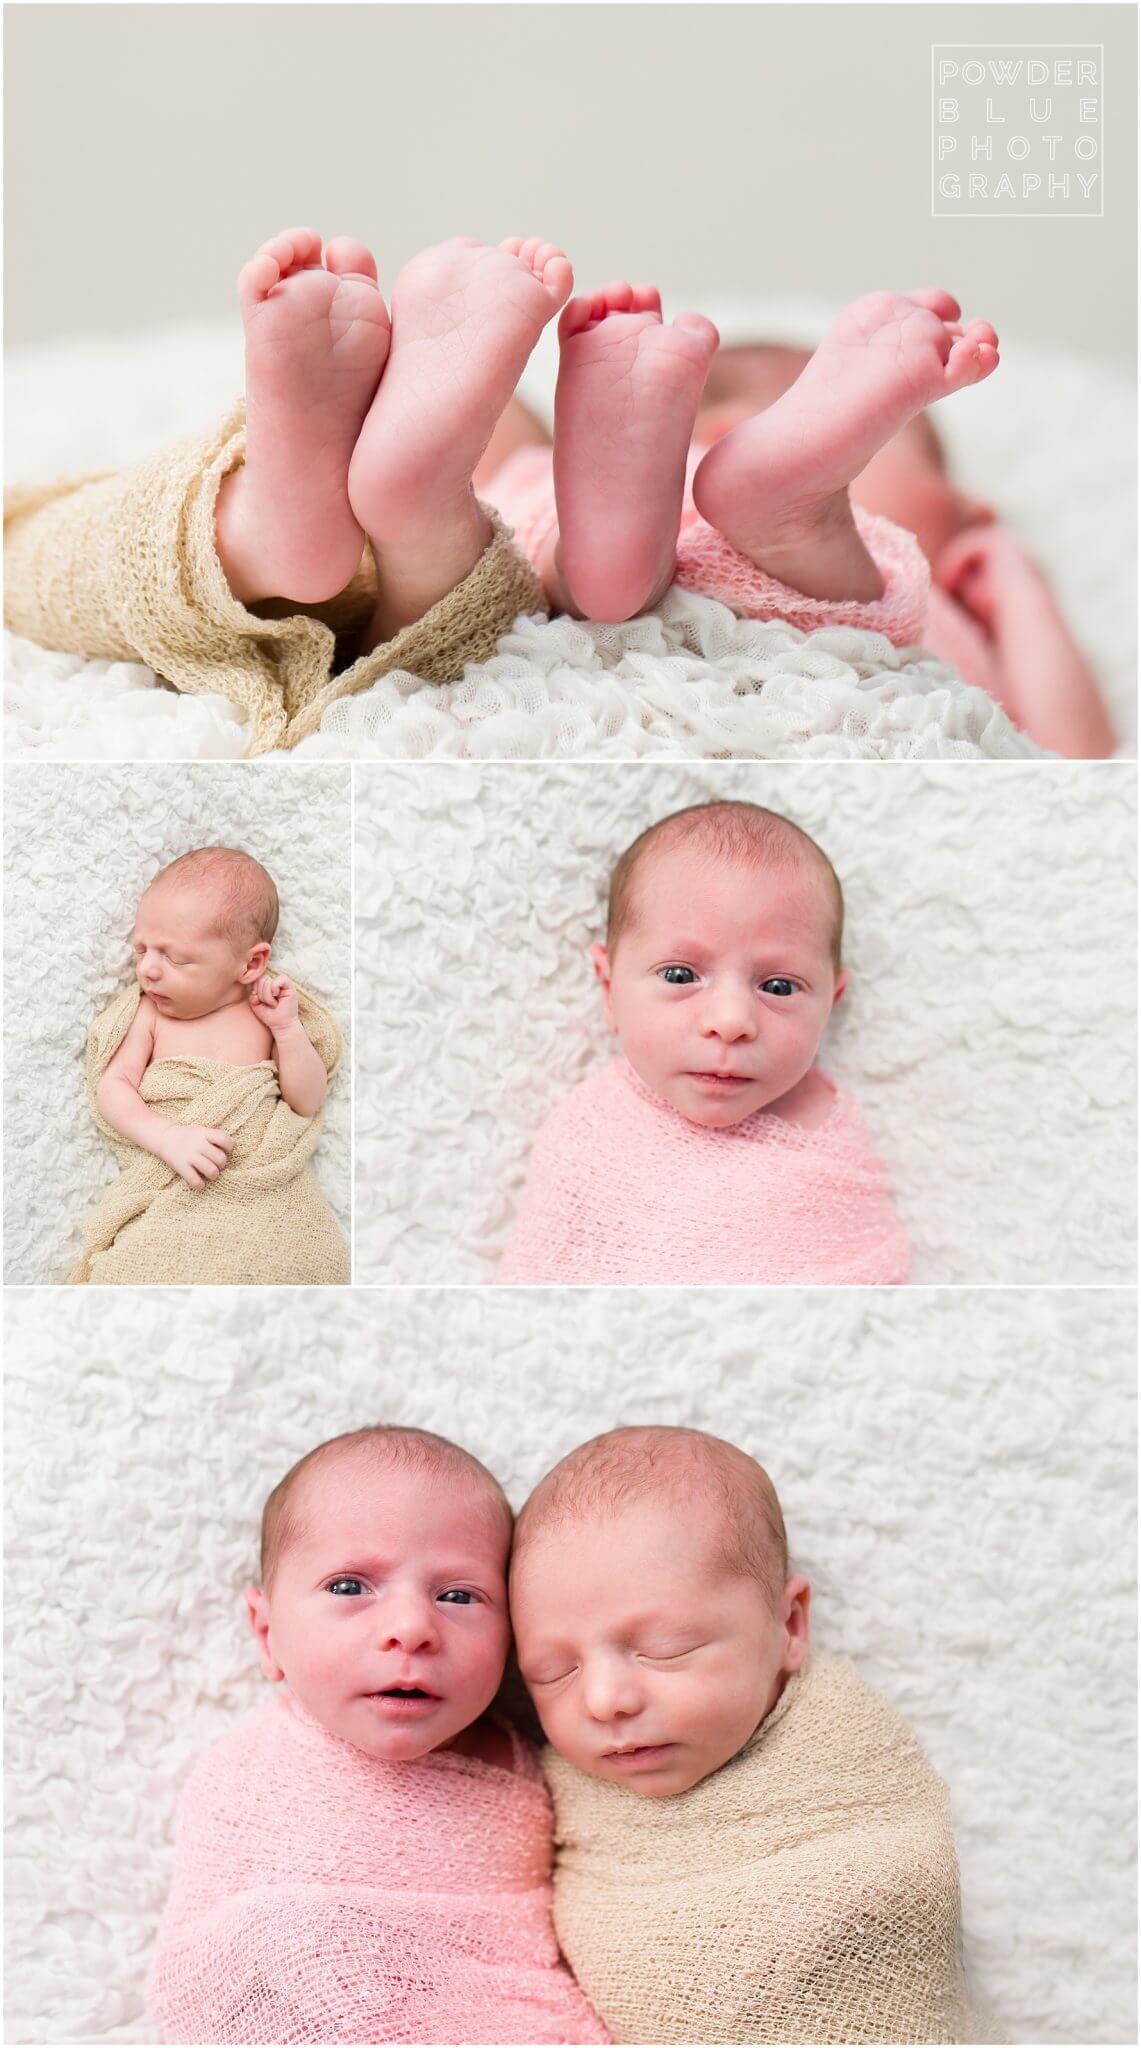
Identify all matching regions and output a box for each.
[437,1589,476,1605]
[659,966,697,986]
[326,1576,367,1597]
[760,978,797,997]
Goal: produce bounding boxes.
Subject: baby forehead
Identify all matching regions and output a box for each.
[701,342,811,403]
[514,1492,745,1585]
[137,874,226,923]
[288,1449,507,1546]
[629,840,833,924]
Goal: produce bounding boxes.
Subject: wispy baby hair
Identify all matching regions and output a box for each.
[259,1425,513,1588]
[512,1425,789,1605]
[606,801,844,967]
[151,846,279,948]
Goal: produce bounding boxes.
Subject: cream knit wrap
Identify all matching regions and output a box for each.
[544,1652,987,2045]
[4,405,547,754]
[69,982,349,1286]
[148,1693,609,2045]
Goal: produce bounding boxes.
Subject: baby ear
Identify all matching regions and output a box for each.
[240,942,272,985]
[832,968,850,1005]
[780,1574,812,1674]
[245,1583,284,1682]
[589,943,617,1031]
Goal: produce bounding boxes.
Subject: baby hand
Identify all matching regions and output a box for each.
[249,973,300,1034]
[933,524,1043,633]
[159,1124,235,1190]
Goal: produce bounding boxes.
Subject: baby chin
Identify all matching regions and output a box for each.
[665,1069,775,1130]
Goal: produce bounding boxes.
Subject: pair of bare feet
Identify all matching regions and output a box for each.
[214,228,999,647]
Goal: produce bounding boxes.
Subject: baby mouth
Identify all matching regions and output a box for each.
[688,1070,754,1086]
[603,1741,675,1764]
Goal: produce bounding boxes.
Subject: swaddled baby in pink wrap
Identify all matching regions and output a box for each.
[148,1427,607,2045]
[497,800,909,1287]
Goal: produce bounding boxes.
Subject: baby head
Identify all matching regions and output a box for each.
[696,342,995,564]
[134,846,279,1020]
[246,1426,512,1761]
[592,800,847,1130]
[511,1426,810,1798]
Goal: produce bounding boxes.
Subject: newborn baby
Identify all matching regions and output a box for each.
[148,1426,607,2046]
[496,800,908,1285]
[72,846,348,1284]
[510,1426,984,2045]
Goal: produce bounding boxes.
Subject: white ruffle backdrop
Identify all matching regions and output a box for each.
[5,300,1133,760]
[4,1285,1135,2044]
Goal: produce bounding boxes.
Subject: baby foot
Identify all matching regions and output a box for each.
[692,289,998,588]
[552,287,719,621]
[216,227,392,605]
[347,236,572,550]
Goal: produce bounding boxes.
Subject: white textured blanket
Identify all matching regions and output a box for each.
[3,762,351,1283]
[6,301,1133,759]
[4,1286,1135,2044]
[354,760,1136,1286]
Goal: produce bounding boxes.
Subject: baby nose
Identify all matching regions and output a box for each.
[583,1660,643,1723]
[701,988,758,1041]
[959,492,996,529]
[378,1600,439,1654]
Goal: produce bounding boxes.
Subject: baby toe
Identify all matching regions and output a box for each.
[325,237,378,282]
[265,227,323,276]
[908,286,962,322]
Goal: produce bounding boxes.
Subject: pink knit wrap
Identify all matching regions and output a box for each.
[496,1059,909,1286]
[148,1693,608,2044]
[489,444,931,647]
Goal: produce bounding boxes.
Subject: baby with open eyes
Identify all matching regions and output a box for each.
[72,845,348,1285]
[148,1426,608,2045]
[496,798,908,1286]
[510,1426,985,2045]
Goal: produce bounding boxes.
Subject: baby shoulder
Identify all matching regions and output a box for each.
[804,1654,942,1789]
[528,1063,617,1151]
[177,1703,282,1821]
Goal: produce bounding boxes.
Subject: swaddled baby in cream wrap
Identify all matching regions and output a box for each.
[71,846,348,1285]
[149,1427,607,2045]
[511,1427,990,2046]
[497,801,908,1286]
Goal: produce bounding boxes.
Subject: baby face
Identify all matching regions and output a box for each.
[247,1458,511,1762]
[512,1499,809,1797]
[593,847,846,1130]
[848,419,995,567]
[133,878,265,1020]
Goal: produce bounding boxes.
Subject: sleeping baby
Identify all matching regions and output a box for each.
[70,845,348,1285]
[148,1426,607,2045]
[484,288,1114,760]
[511,1425,987,2045]
[496,799,909,1285]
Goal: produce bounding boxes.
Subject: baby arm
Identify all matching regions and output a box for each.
[94,1001,236,1188]
[935,525,1116,759]
[249,976,328,1115]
